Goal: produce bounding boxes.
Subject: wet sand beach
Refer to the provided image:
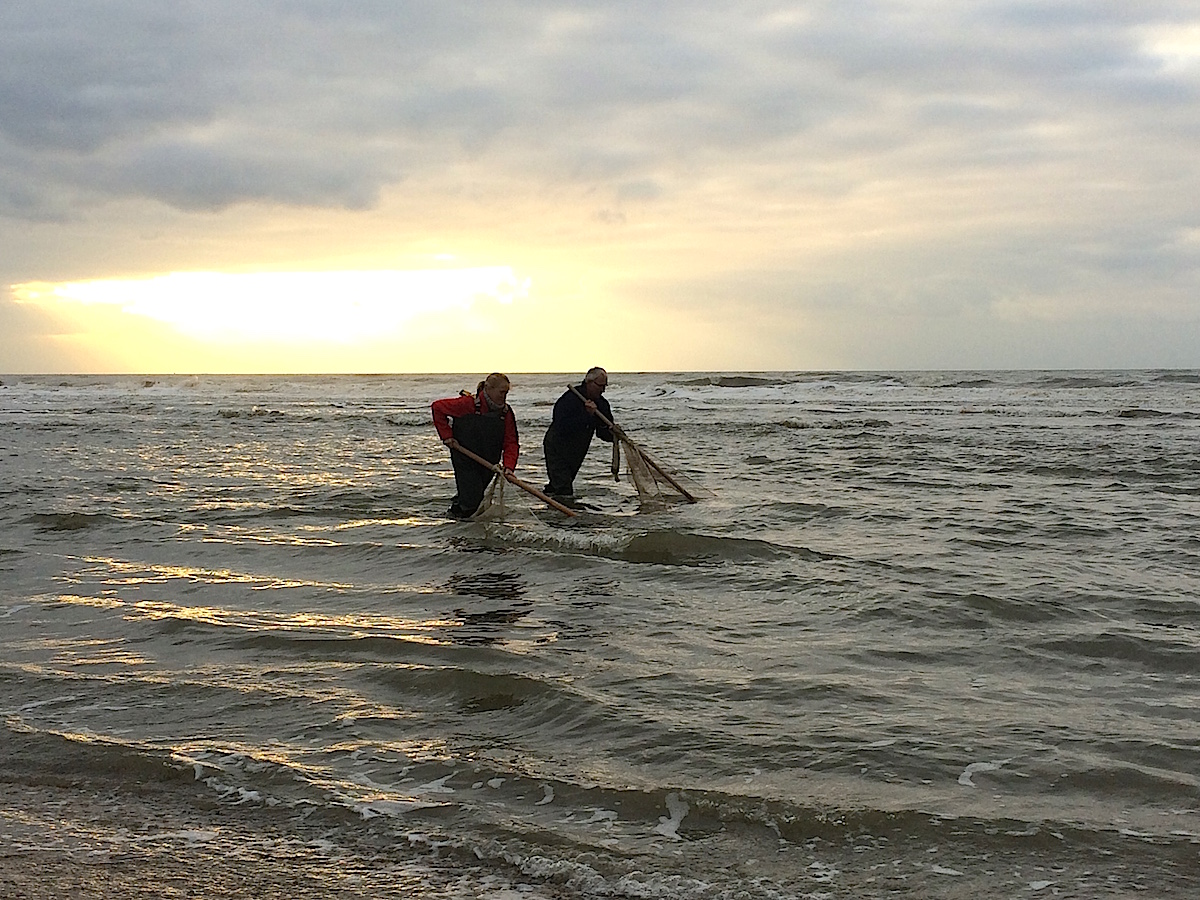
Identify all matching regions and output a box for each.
[5,738,1200,899]
[0,741,558,900]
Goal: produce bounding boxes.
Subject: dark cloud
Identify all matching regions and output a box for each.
[95,137,397,212]
[3,2,1197,216]
[0,4,218,154]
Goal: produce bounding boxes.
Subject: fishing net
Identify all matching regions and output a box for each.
[614,436,681,502]
[471,471,507,520]
[623,439,665,501]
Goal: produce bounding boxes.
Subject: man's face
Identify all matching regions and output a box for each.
[585,375,607,400]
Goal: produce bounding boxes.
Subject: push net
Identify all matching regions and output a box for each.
[614,436,689,503]
[471,471,507,520]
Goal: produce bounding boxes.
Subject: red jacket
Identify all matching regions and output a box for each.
[431,391,520,470]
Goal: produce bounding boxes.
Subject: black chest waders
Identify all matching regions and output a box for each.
[542,387,607,498]
[447,401,507,518]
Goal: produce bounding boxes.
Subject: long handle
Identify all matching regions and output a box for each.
[569,386,697,503]
[450,442,578,517]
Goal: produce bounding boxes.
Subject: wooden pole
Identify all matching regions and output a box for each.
[449,442,578,517]
[569,385,698,503]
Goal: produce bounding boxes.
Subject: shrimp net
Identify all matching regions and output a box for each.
[470,471,507,520]
[613,437,690,503]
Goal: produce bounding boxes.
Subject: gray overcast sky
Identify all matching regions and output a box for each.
[2,1,1199,372]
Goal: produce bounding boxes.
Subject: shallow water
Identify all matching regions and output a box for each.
[2,371,1199,897]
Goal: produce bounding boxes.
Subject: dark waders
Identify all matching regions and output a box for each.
[449,406,506,518]
[542,426,591,498]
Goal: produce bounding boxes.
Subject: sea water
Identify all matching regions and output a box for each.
[2,371,1199,897]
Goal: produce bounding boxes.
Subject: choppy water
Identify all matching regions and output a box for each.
[2,370,1199,897]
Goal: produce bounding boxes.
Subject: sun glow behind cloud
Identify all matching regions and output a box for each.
[13,268,530,344]
[1142,23,1200,71]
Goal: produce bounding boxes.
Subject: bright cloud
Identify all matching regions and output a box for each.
[12,268,530,343]
[1143,23,1200,70]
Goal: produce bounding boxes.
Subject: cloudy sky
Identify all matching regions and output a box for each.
[2,1,1199,373]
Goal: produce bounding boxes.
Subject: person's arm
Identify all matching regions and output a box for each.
[594,396,615,442]
[431,394,474,444]
[502,410,520,471]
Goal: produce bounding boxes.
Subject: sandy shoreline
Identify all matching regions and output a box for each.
[10,776,1200,900]
[7,733,1200,899]
[0,749,556,900]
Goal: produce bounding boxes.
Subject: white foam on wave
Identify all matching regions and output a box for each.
[508,851,714,900]
[583,808,617,826]
[807,860,840,883]
[229,787,260,804]
[152,829,219,846]
[488,522,627,558]
[958,758,1012,786]
[931,864,964,876]
[653,792,688,840]
[19,694,81,712]
[356,797,443,818]
[414,773,455,794]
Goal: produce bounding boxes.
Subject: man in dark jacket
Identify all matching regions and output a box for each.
[542,367,614,499]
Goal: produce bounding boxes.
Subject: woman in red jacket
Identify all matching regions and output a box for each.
[431,373,519,518]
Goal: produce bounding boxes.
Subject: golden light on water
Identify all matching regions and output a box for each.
[57,585,463,637]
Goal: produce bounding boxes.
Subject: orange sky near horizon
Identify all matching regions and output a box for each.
[9,262,791,374]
